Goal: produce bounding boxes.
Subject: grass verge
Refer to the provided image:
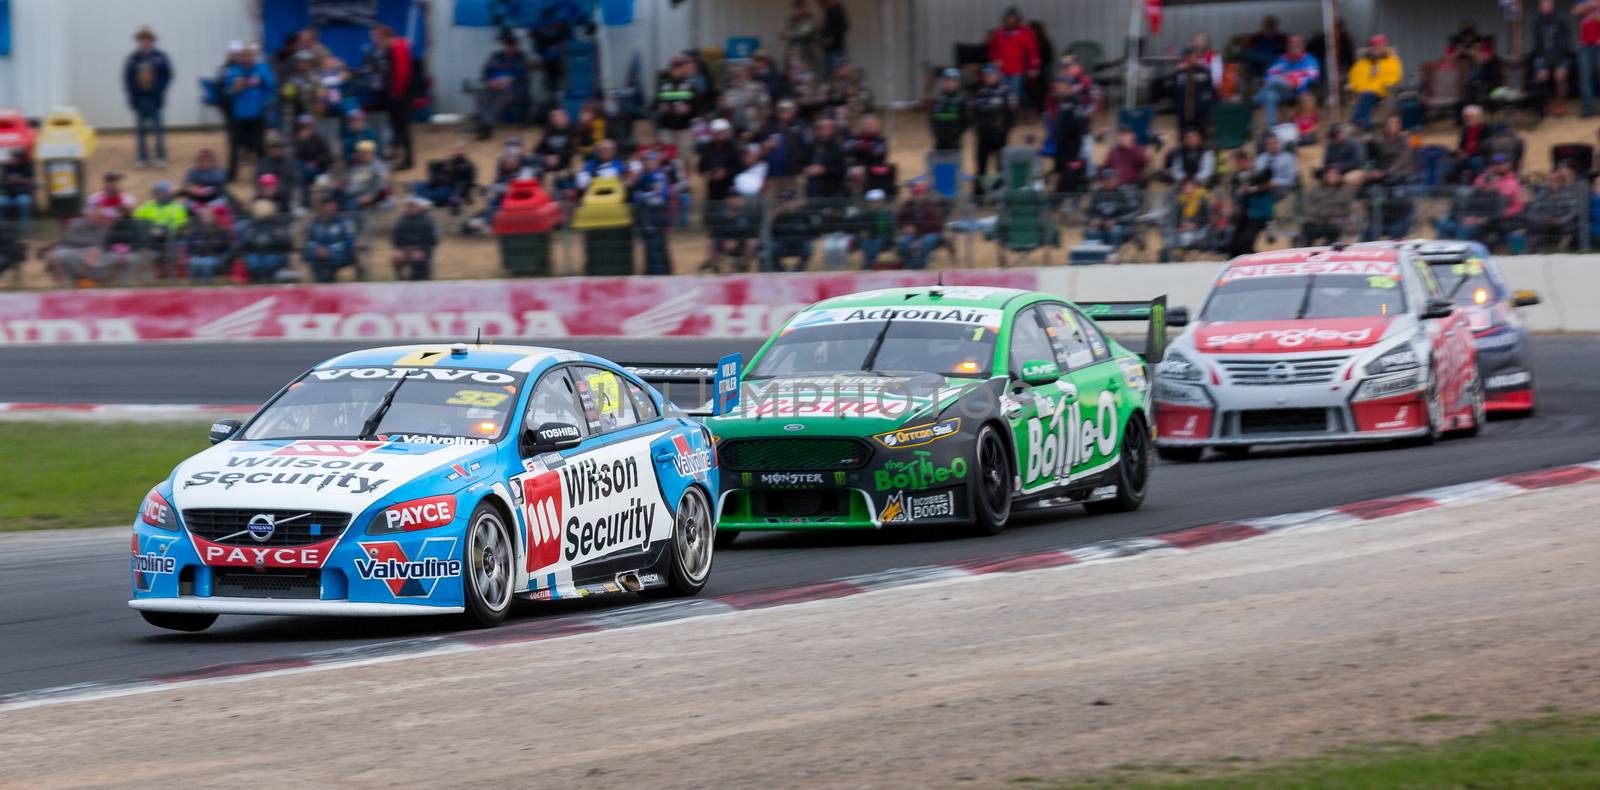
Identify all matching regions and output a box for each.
[1046,714,1600,789]
[0,421,211,531]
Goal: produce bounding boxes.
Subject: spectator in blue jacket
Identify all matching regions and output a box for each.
[125,26,173,169]
[1255,35,1319,126]
[303,196,362,282]
[224,43,277,182]
[474,34,531,140]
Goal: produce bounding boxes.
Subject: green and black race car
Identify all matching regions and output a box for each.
[704,285,1183,543]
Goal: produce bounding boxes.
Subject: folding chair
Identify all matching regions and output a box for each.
[1422,60,1464,123]
[991,189,1060,267]
[1209,102,1253,150]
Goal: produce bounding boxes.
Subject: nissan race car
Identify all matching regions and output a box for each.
[703,286,1180,541]
[1412,240,1541,415]
[130,344,717,632]
[1154,244,1484,461]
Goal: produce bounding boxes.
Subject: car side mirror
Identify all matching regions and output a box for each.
[1167,306,1190,328]
[1019,359,1062,387]
[209,419,241,445]
[524,422,583,454]
[1512,289,1541,308]
[1421,299,1455,320]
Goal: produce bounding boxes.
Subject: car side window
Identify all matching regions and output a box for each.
[573,365,639,435]
[626,380,659,421]
[1039,303,1099,371]
[525,369,588,438]
[1008,307,1057,376]
[1411,259,1443,300]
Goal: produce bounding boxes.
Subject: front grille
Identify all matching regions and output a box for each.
[1239,408,1330,435]
[182,509,351,547]
[212,569,322,599]
[1220,356,1347,386]
[753,490,852,518]
[719,438,872,470]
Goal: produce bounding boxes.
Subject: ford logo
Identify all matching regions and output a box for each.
[783,424,805,432]
[247,513,276,542]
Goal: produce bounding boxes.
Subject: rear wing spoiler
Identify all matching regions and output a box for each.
[1076,296,1189,364]
[625,353,742,418]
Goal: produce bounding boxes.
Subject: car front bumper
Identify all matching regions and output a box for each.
[129,598,463,616]
[1154,372,1431,448]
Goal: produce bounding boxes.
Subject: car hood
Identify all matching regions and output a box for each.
[708,374,980,437]
[1192,317,1395,354]
[171,438,495,513]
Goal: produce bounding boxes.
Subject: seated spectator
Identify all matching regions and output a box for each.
[1084,167,1141,249]
[256,135,300,206]
[1348,36,1403,132]
[181,149,229,205]
[44,216,114,286]
[721,64,772,136]
[1227,153,1277,256]
[132,180,189,276]
[1436,177,1509,247]
[1367,114,1417,185]
[1255,35,1319,125]
[572,104,603,163]
[475,33,530,139]
[0,150,34,235]
[1290,92,1320,144]
[699,119,743,203]
[1476,154,1526,218]
[630,151,676,275]
[1462,39,1503,111]
[805,116,850,199]
[1528,0,1573,115]
[654,55,705,160]
[184,204,236,282]
[292,118,335,207]
[345,140,391,210]
[704,191,760,273]
[854,188,895,267]
[768,190,821,271]
[1101,126,1148,187]
[237,200,295,282]
[390,196,438,280]
[1446,20,1486,63]
[894,181,944,270]
[341,109,381,163]
[1243,15,1289,78]
[1168,46,1216,133]
[1254,133,1298,190]
[1451,105,1495,180]
[254,172,292,215]
[1164,128,1215,186]
[416,142,478,216]
[1525,166,1581,250]
[87,172,137,222]
[1300,165,1355,246]
[1358,172,1416,241]
[303,196,362,282]
[847,114,892,194]
[1163,177,1214,259]
[1322,124,1365,177]
[536,109,579,176]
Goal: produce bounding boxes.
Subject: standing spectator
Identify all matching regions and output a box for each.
[969,65,1017,197]
[184,205,236,282]
[1027,20,1056,113]
[1254,133,1299,190]
[529,5,573,103]
[1227,154,1276,256]
[475,33,530,140]
[0,150,34,234]
[1101,127,1149,187]
[783,0,819,71]
[133,180,189,275]
[304,196,362,282]
[1191,33,1224,85]
[804,117,849,199]
[1321,124,1365,176]
[1577,1,1600,117]
[768,191,821,271]
[238,201,295,281]
[631,151,675,275]
[699,119,743,203]
[1348,35,1403,132]
[1048,77,1089,196]
[1529,0,1574,115]
[346,140,391,210]
[1084,168,1141,249]
[277,51,320,136]
[929,68,968,154]
[1299,165,1354,246]
[1244,16,1289,78]
[576,138,627,190]
[894,181,944,270]
[818,0,850,80]
[124,26,173,169]
[1164,128,1216,185]
[224,43,275,182]
[312,55,353,163]
[721,64,772,134]
[390,197,438,280]
[1168,46,1216,134]
[87,172,137,221]
[292,119,335,207]
[1255,35,1319,125]
[987,8,1040,104]
[654,56,703,163]
[367,25,417,171]
[762,99,811,195]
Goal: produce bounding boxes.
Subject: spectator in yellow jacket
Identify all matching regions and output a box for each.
[1349,35,1403,131]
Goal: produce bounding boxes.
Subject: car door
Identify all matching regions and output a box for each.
[1409,256,1472,414]
[1006,305,1069,497]
[510,366,592,592]
[1043,303,1124,480]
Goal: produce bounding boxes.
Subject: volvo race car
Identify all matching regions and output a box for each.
[703,286,1180,541]
[1154,244,1484,461]
[130,344,718,632]
[1411,240,1541,415]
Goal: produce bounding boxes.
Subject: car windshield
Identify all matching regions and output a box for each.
[243,367,524,442]
[1201,274,1407,321]
[1427,261,1499,306]
[749,319,997,380]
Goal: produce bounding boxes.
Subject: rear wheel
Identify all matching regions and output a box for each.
[1457,374,1487,438]
[1086,414,1151,515]
[971,425,1013,535]
[646,485,715,597]
[461,502,514,628]
[140,611,218,632]
[1157,446,1204,463]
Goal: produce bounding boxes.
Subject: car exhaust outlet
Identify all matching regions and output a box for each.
[616,572,643,592]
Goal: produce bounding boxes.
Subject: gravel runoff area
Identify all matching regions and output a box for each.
[4,481,1598,788]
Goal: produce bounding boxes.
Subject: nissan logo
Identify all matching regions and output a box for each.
[1268,362,1296,383]
[247,513,276,542]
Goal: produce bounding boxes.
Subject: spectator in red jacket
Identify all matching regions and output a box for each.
[987,8,1039,104]
[367,24,417,171]
[1101,127,1149,187]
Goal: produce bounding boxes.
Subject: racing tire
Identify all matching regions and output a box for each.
[461,502,515,628]
[1086,414,1151,515]
[140,611,218,633]
[645,485,715,598]
[1456,374,1487,438]
[713,528,740,549]
[970,424,1013,535]
[1157,446,1204,463]
[1401,372,1445,448]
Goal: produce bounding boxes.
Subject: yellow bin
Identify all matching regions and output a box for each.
[570,175,632,230]
[36,107,96,159]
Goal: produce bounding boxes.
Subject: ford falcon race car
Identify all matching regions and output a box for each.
[703,286,1180,541]
[130,344,718,632]
[1412,240,1541,415]
[1154,244,1484,461]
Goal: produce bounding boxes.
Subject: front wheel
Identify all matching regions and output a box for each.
[140,611,218,632]
[1400,372,1444,448]
[461,502,515,628]
[645,485,715,598]
[1086,414,1151,515]
[971,425,1013,535]
[1456,374,1487,438]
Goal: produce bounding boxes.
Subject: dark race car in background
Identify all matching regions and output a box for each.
[1411,240,1541,415]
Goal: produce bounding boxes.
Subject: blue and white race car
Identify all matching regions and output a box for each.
[131,344,718,632]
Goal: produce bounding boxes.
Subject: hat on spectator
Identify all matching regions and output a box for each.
[293,49,315,62]
[407,196,432,208]
[865,189,886,201]
[710,118,733,133]
[258,173,279,186]
[1491,153,1509,164]
[777,99,798,111]
[135,26,156,42]
[153,180,173,194]
[211,204,230,219]
[941,67,960,80]
[227,40,244,54]
[355,140,377,154]
[982,63,999,76]
[1369,34,1388,48]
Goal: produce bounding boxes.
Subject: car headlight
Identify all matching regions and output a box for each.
[1352,371,1424,401]
[1366,345,1421,376]
[1159,351,1203,382]
[1154,380,1211,405]
[139,488,178,530]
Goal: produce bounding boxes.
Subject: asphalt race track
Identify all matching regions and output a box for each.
[1,336,1596,697]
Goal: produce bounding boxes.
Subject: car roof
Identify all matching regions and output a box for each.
[809,285,1034,311]
[1225,245,1402,269]
[315,344,595,374]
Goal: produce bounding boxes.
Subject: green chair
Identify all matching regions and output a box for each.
[992,189,1060,267]
[1210,101,1253,150]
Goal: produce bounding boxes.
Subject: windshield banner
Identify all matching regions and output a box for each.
[0,270,1039,345]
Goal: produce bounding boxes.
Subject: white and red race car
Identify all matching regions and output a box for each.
[1154,244,1484,461]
